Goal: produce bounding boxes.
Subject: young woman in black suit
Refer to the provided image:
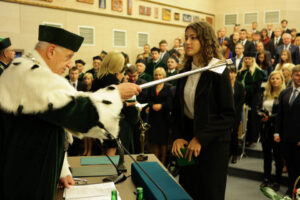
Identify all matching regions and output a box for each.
[171,21,235,200]
[258,71,285,191]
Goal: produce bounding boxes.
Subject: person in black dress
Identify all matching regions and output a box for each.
[147,67,172,165]
[171,21,235,200]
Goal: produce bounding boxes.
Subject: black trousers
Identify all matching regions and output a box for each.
[179,140,230,200]
[230,122,240,156]
[283,142,300,194]
[261,140,283,182]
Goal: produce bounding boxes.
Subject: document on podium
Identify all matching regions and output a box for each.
[63,182,121,200]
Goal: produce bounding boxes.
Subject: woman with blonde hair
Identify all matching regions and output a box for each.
[237,51,265,146]
[171,21,235,200]
[92,51,125,156]
[147,67,172,165]
[258,71,285,191]
[275,50,294,71]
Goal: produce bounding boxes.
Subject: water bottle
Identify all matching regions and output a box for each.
[136,187,143,200]
[111,189,118,200]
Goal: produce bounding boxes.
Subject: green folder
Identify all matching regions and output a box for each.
[80,156,119,165]
[71,166,117,177]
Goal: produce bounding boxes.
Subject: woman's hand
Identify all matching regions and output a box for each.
[58,175,75,189]
[172,139,188,158]
[185,137,201,162]
[261,114,269,122]
[152,104,162,111]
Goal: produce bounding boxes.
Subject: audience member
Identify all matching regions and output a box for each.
[228,65,244,164]
[261,28,276,58]
[75,59,85,81]
[147,67,172,165]
[142,44,151,65]
[267,23,275,39]
[275,65,300,197]
[136,59,151,82]
[237,51,265,146]
[290,28,297,44]
[252,21,258,33]
[239,29,255,52]
[258,71,285,191]
[145,47,166,79]
[159,40,170,66]
[99,50,107,60]
[0,38,15,76]
[256,42,272,67]
[275,33,300,65]
[280,19,291,34]
[229,32,240,55]
[218,27,230,45]
[87,56,102,79]
[281,65,293,88]
[68,67,86,91]
[222,40,233,59]
[256,50,273,81]
[272,28,283,48]
[252,31,261,47]
[166,56,179,86]
[275,50,295,71]
[231,43,244,70]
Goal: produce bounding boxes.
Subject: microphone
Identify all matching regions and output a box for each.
[99,125,168,200]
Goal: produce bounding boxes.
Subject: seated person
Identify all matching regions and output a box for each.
[136,59,151,82]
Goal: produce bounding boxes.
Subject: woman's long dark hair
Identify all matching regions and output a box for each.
[256,50,270,70]
[183,22,223,70]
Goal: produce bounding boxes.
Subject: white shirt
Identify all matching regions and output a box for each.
[235,54,243,70]
[284,43,291,50]
[184,63,202,119]
[274,37,281,45]
[263,98,274,115]
[168,69,176,74]
[160,51,167,60]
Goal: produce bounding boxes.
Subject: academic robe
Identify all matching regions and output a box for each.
[138,72,152,82]
[166,70,179,86]
[145,59,166,80]
[0,50,122,200]
[0,60,8,76]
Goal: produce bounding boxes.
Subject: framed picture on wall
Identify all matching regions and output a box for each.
[111,0,123,12]
[162,8,171,21]
[127,0,132,15]
[206,16,213,25]
[154,7,159,19]
[40,0,53,2]
[193,16,200,22]
[146,7,151,16]
[77,0,94,4]
[183,14,192,22]
[139,5,145,15]
[174,13,180,21]
[99,0,106,8]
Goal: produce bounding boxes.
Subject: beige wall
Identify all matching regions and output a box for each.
[214,0,300,36]
[0,0,214,70]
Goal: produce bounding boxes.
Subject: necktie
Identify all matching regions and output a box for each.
[290,89,298,105]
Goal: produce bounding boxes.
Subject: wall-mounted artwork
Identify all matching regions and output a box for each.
[193,16,200,22]
[111,0,123,12]
[127,0,132,15]
[206,16,213,25]
[162,8,171,21]
[99,0,106,8]
[40,0,53,2]
[77,0,94,4]
[183,14,192,22]
[174,13,180,21]
[154,7,159,19]
[139,5,151,16]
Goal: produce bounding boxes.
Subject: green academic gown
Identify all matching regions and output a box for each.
[0,50,122,200]
[167,69,179,86]
[0,61,8,76]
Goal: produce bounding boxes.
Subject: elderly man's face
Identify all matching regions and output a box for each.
[49,46,74,75]
[4,46,15,62]
[283,35,291,45]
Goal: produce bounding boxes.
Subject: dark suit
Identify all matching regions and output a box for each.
[241,39,256,52]
[231,56,244,70]
[218,36,230,45]
[231,81,244,156]
[268,30,275,39]
[275,44,300,65]
[172,66,235,200]
[272,37,284,49]
[160,51,170,66]
[276,87,300,194]
[145,59,166,80]
[77,81,86,91]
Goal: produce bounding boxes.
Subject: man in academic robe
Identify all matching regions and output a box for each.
[136,58,151,82]
[0,37,15,76]
[0,25,140,199]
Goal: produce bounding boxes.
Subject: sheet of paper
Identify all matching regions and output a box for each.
[64,182,121,200]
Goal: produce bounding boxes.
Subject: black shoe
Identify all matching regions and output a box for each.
[272,182,280,192]
[231,156,237,164]
[260,179,270,188]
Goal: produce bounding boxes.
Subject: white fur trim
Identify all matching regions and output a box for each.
[60,152,72,178]
[0,50,76,114]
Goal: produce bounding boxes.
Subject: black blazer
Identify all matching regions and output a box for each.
[160,51,170,66]
[231,56,244,70]
[172,66,235,147]
[91,73,119,91]
[77,81,87,91]
[233,80,245,123]
[276,87,300,143]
